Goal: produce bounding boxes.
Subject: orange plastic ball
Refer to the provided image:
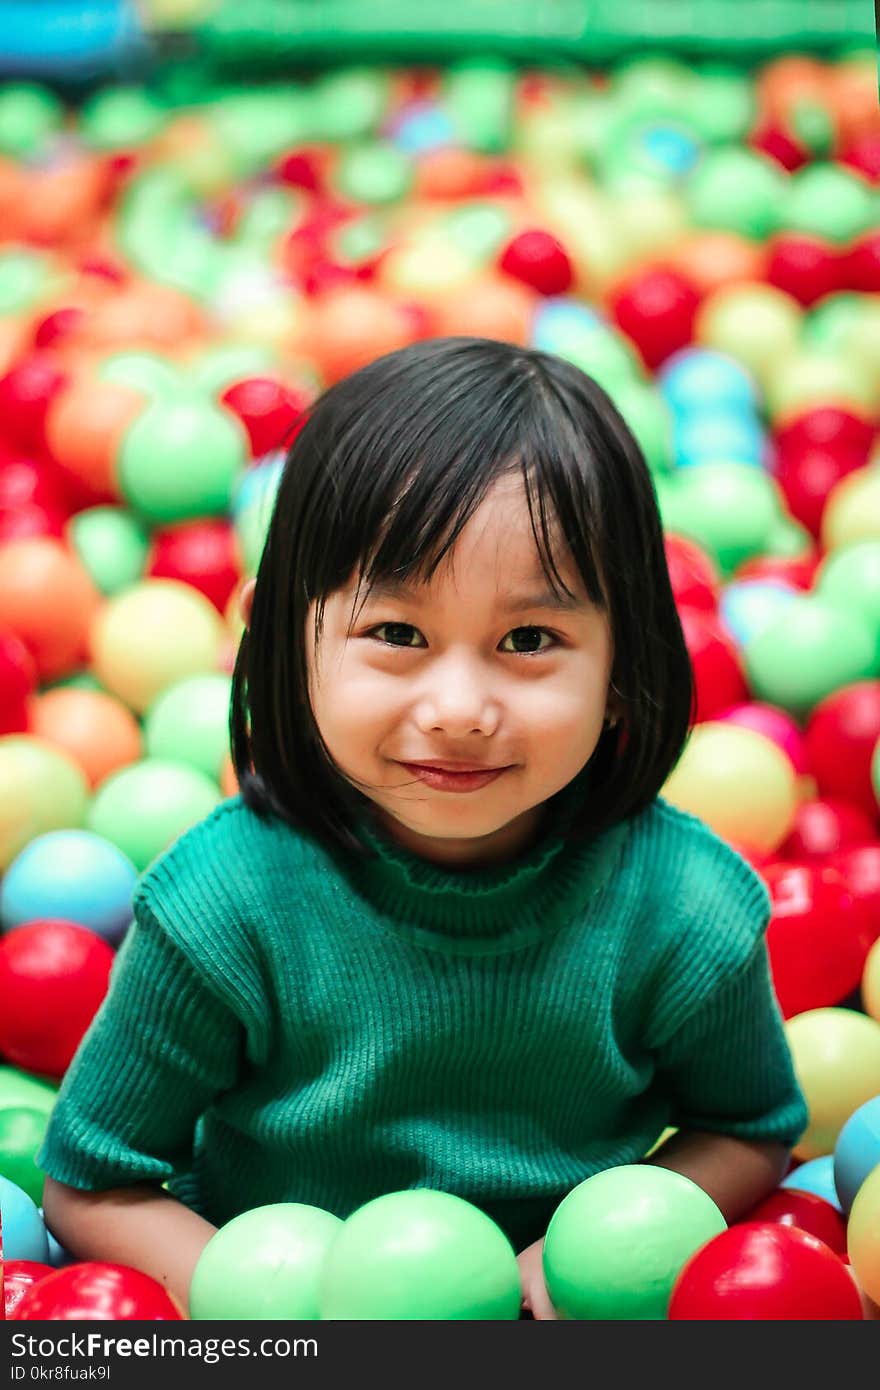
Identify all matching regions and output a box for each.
[29,687,142,789]
[667,232,768,297]
[20,157,111,249]
[304,287,415,385]
[0,538,102,681]
[75,282,204,351]
[828,60,880,146]
[44,374,145,500]
[413,148,492,200]
[428,270,535,345]
[757,56,829,125]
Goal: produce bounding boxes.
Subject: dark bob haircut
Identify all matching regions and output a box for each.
[231,335,694,857]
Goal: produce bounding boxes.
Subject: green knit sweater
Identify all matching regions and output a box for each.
[37,777,808,1251]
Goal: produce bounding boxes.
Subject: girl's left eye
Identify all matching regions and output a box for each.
[366,623,559,655]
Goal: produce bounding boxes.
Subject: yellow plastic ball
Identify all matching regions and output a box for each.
[377,238,477,300]
[90,579,225,715]
[822,467,880,551]
[694,282,802,391]
[765,349,877,421]
[0,735,89,870]
[785,1007,880,1160]
[847,1162,880,1306]
[863,937,880,1022]
[661,721,798,854]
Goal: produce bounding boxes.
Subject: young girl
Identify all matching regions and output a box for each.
[39,335,808,1320]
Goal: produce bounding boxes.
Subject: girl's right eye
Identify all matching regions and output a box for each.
[367,623,423,649]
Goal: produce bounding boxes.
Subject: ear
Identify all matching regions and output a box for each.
[239,578,256,630]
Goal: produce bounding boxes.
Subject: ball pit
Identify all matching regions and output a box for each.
[0,41,878,1323]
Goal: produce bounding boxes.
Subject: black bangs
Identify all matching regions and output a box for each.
[231,335,694,857]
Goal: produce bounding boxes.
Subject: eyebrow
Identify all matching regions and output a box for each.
[359,580,586,614]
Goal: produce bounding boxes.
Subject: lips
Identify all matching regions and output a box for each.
[406,762,506,773]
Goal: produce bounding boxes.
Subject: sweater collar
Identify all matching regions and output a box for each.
[341,768,631,950]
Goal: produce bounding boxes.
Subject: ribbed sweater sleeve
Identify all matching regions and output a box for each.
[36,898,244,1192]
[652,937,808,1148]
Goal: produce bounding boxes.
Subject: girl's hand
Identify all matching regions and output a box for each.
[516,1237,558,1320]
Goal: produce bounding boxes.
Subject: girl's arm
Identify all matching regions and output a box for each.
[641,1128,789,1221]
[42,1177,218,1318]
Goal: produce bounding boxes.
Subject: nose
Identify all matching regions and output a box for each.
[413,648,501,737]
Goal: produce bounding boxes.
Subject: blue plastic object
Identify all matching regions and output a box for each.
[833,1095,880,1214]
[0,1175,50,1262]
[780,1154,842,1212]
[0,1,147,78]
[0,829,137,944]
[659,347,760,415]
[719,578,799,647]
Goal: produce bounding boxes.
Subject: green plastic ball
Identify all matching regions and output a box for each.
[190,1203,343,1319]
[144,674,232,781]
[441,202,514,262]
[543,1165,726,1319]
[86,758,221,872]
[784,164,876,243]
[0,1066,57,1115]
[0,250,53,316]
[688,66,756,144]
[68,507,150,596]
[190,344,279,395]
[118,398,247,524]
[817,542,880,649]
[686,148,786,239]
[743,596,878,718]
[318,1189,521,1320]
[208,89,313,176]
[334,142,413,206]
[0,1106,49,1205]
[98,352,181,399]
[80,87,167,149]
[0,84,63,158]
[607,379,674,473]
[311,68,389,143]
[443,59,516,154]
[658,461,779,576]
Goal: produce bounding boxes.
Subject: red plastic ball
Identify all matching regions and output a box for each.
[0,500,66,543]
[774,444,865,539]
[32,306,86,351]
[678,606,748,722]
[774,406,875,464]
[0,920,114,1078]
[147,518,242,613]
[498,228,574,296]
[766,233,841,307]
[10,1263,184,1321]
[763,862,868,1018]
[825,842,880,947]
[219,375,308,455]
[840,133,880,183]
[665,533,720,612]
[778,796,876,860]
[748,121,809,172]
[274,146,329,193]
[742,1190,847,1256]
[805,681,880,819]
[3,1261,55,1318]
[668,1223,862,1320]
[0,453,69,515]
[0,630,36,734]
[608,265,700,370]
[0,354,68,454]
[841,228,880,294]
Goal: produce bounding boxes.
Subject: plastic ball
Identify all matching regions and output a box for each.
[0,736,89,872]
[781,1154,841,1209]
[0,631,36,735]
[743,1187,847,1255]
[833,1095,880,1215]
[828,845,880,950]
[219,376,309,458]
[823,468,880,552]
[318,1189,521,1320]
[3,1260,55,1318]
[763,862,869,1018]
[86,758,221,872]
[0,829,136,942]
[30,687,142,789]
[543,1164,726,1320]
[0,353,68,454]
[805,683,880,821]
[606,379,673,473]
[118,397,247,525]
[0,1175,49,1262]
[865,937,880,1021]
[0,920,113,1077]
[89,579,225,714]
[779,798,876,861]
[661,720,798,854]
[743,597,877,719]
[677,606,748,721]
[695,281,801,388]
[304,286,416,385]
[686,147,786,238]
[427,270,535,346]
[143,674,232,781]
[673,410,766,469]
[0,1106,49,1205]
[847,1163,880,1307]
[658,347,759,415]
[668,1222,862,1319]
[774,444,865,540]
[498,228,573,296]
[190,1203,343,1319]
[784,163,876,243]
[717,702,809,778]
[785,1007,880,1160]
[718,578,798,648]
[664,533,720,611]
[844,228,880,293]
[765,233,841,307]
[146,519,241,614]
[607,265,699,370]
[818,542,880,649]
[766,349,877,421]
[0,537,102,681]
[666,230,767,296]
[659,461,779,576]
[67,506,150,596]
[44,375,145,502]
[10,1262,183,1320]
[775,404,875,463]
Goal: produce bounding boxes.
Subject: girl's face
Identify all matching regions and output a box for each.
[305,474,616,868]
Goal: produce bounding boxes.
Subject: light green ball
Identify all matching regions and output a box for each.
[658,462,779,576]
[686,148,786,239]
[743,596,878,718]
[118,398,247,524]
[190,1204,343,1320]
[607,379,674,473]
[817,542,880,649]
[311,67,389,142]
[543,1165,726,1320]
[0,250,53,316]
[190,344,279,396]
[98,352,181,399]
[144,674,232,781]
[0,84,63,158]
[0,1106,49,1206]
[766,349,877,421]
[319,1189,521,1320]
[80,87,167,150]
[86,758,221,872]
[0,1067,57,1115]
[68,507,150,597]
[784,164,877,243]
[334,142,413,206]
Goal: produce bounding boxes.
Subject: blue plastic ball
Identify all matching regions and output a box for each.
[659,347,760,414]
[719,579,799,648]
[640,123,700,175]
[780,1154,842,1212]
[673,410,767,468]
[0,829,137,943]
[833,1095,880,1214]
[531,298,606,353]
[390,103,456,154]
[0,1175,49,1261]
[231,450,285,519]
